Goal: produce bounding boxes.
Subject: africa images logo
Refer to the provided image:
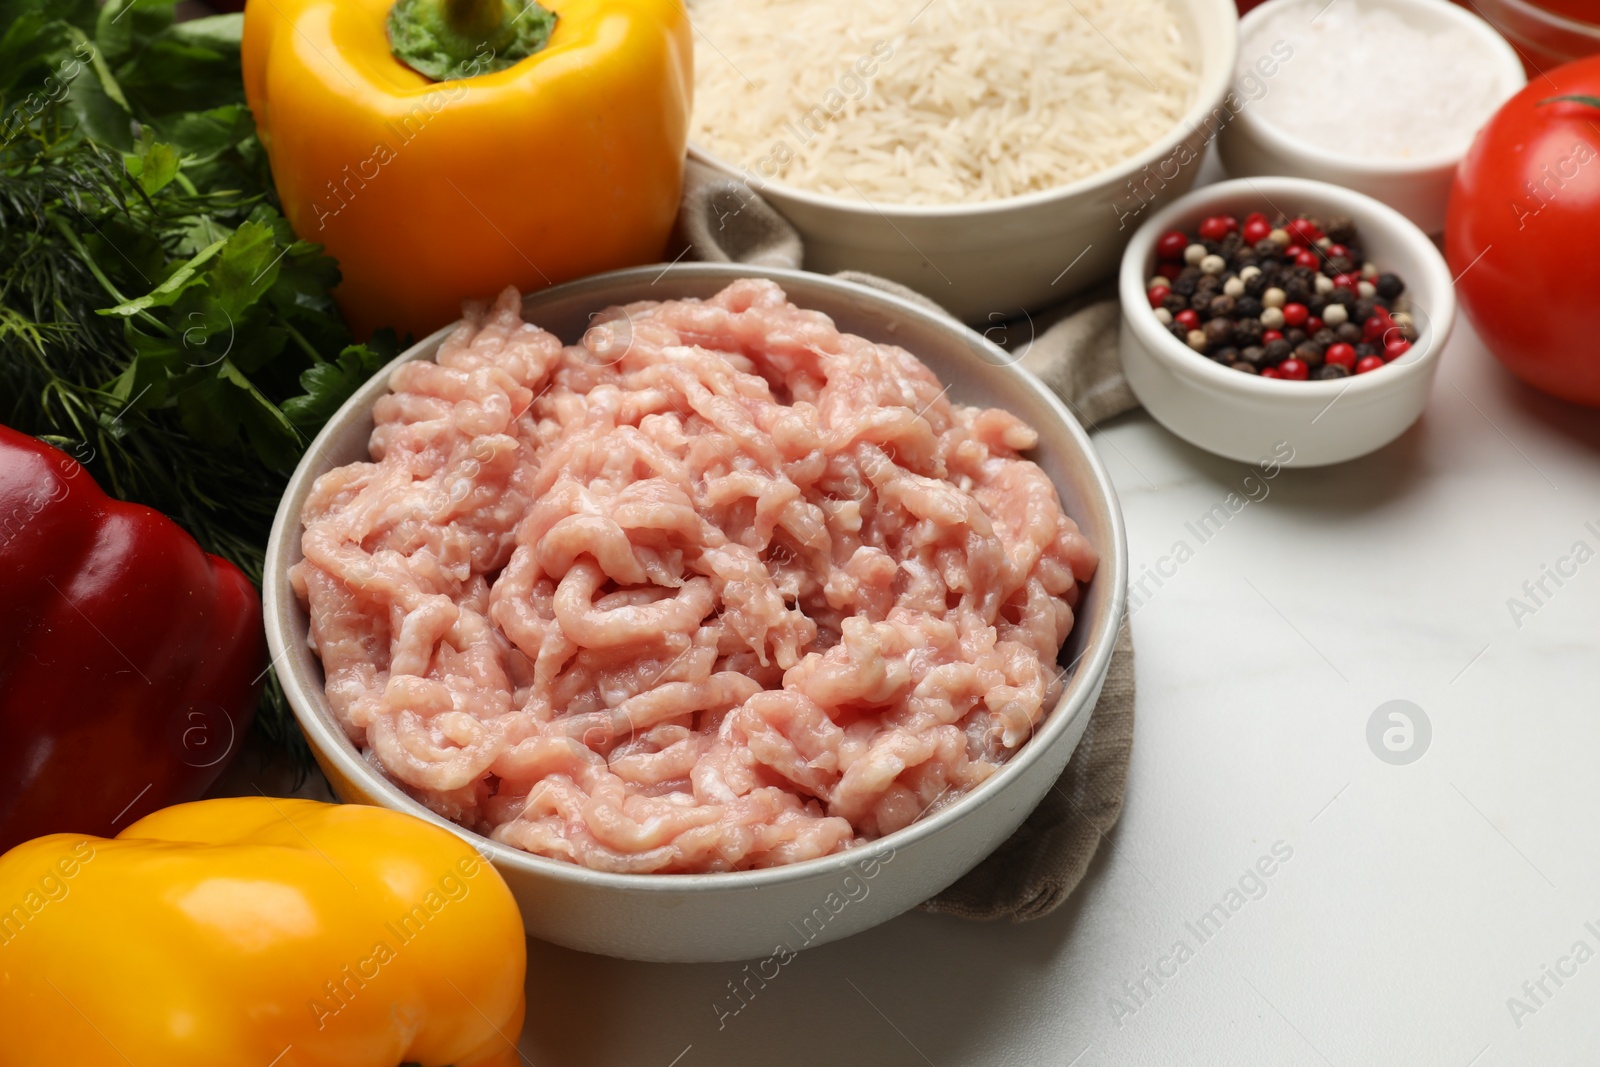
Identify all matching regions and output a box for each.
[1366,700,1431,766]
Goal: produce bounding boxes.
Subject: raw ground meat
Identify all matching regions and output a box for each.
[291,279,1097,873]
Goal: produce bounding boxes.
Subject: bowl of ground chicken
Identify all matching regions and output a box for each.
[265,264,1126,962]
[686,0,1238,321]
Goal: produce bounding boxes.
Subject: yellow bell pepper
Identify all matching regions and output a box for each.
[0,798,526,1067]
[242,0,692,339]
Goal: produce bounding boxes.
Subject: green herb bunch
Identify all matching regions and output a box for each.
[1,0,397,761]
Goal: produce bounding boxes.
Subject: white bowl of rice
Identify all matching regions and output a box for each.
[687,0,1239,322]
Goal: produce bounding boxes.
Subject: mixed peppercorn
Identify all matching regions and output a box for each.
[1147,211,1418,380]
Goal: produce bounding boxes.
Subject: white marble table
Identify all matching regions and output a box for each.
[506,310,1600,1066]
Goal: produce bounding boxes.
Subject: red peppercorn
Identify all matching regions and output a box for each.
[1242,218,1272,245]
[1362,313,1392,342]
[1334,273,1361,291]
[1277,358,1309,381]
[1156,230,1189,261]
[1355,355,1386,374]
[1306,316,1324,334]
[1325,342,1357,368]
[1198,215,1238,241]
[1157,261,1183,280]
[1175,309,1200,330]
[1148,285,1170,309]
[1245,212,1269,225]
[1287,218,1322,245]
[1282,303,1309,328]
[1260,367,1281,379]
[1384,337,1412,361]
[1261,329,1284,344]
[1295,249,1320,269]
[1327,244,1350,259]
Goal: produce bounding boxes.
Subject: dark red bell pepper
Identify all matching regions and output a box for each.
[0,424,265,851]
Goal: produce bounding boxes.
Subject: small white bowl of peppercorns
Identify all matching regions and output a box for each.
[1118,176,1455,467]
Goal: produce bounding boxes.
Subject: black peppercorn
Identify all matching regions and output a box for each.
[1262,338,1292,364]
[1172,269,1199,296]
[1327,288,1357,309]
[1208,294,1237,319]
[1240,344,1267,367]
[1213,346,1240,365]
[1355,342,1379,358]
[1233,248,1260,269]
[1232,361,1260,375]
[1169,321,1191,342]
[1218,234,1244,260]
[1233,316,1264,346]
[1323,215,1357,245]
[1163,293,1188,314]
[1203,317,1235,347]
[1315,362,1351,380]
[1308,296,1329,317]
[1335,321,1363,344]
[1353,297,1379,324]
[1190,292,1214,314]
[1242,275,1268,299]
[1196,274,1222,294]
[1253,238,1280,258]
[1284,328,1308,347]
[1236,295,1263,318]
[1375,272,1405,300]
[1294,341,1325,367]
[1284,279,1312,305]
[1322,255,1355,278]
[1312,327,1337,348]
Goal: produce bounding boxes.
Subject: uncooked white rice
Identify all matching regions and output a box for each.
[689,0,1197,204]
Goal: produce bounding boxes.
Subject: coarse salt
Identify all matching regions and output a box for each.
[1241,0,1513,160]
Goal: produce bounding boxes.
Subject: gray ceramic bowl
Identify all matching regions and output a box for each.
[263,264,1127,962]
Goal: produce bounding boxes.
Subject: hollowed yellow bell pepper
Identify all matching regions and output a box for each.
[0,798,526,1067]
[241,0,692,340]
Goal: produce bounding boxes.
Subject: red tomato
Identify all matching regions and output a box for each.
[1447,58,1600,406]
[1528,0,1600,24]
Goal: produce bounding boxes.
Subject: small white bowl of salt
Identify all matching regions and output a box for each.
[1217,0,1525,233]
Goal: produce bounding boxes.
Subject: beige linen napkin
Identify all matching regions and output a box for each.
[677,160,1137,921]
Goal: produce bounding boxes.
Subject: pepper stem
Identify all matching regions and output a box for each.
[446,0,505,41]
[388,0,556,82]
